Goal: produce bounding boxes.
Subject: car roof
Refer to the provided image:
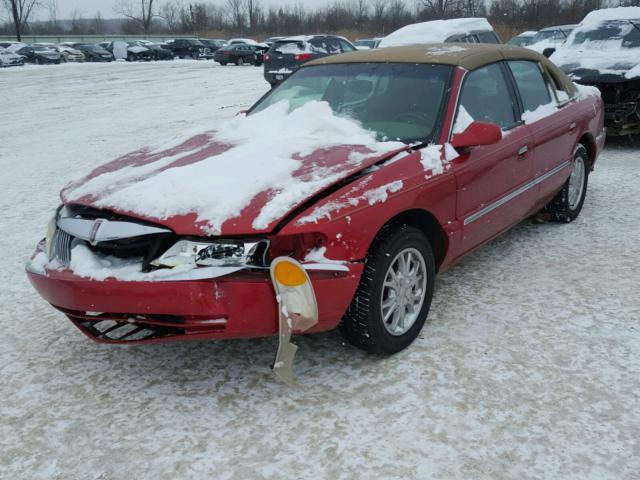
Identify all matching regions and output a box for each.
[306,43,576,93]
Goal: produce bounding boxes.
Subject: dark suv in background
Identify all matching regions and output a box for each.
[164,38,208,59]
[263,35,356,86]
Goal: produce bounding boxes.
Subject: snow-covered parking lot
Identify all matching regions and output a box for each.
[1,61,639,479]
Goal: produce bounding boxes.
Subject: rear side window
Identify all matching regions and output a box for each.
[310,38,341,54]
[458,63,517,128]
[507,61,552,113]
[339,40,356,52]
[477,31,500,44]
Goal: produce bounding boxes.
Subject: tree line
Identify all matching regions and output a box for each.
[2,0,640,41]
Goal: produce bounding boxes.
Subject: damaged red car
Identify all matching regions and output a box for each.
[27,44,604,376]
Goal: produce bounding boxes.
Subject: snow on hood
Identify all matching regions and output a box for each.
[379,18,493,48]
[551,7,640,80]
[62,101,405,236]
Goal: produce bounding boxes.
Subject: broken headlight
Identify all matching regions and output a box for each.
[151,239,269,269]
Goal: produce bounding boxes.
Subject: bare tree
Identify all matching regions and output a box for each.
[1,0,41,40]
[160,0,180,32]
[115,0,158,35]
[226,0,244,31]
[419,0,461,18]
[245,0,261,31]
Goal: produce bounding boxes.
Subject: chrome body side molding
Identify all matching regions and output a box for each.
[464,160,571,226]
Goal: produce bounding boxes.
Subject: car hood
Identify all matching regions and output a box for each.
[552,48,640,82]
[61,102,407,237]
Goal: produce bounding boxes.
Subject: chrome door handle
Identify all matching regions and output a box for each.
[518,146,529,157]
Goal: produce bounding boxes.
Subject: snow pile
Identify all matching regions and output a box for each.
[64,100,404,234]
[576,83,602,99]
[522,102,559,124]
[551,7,640,79]
[424,45,467,56]
[379,18,493,48]
[453,106,474,134]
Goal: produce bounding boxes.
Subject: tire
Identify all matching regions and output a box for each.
[220,61,227,66]
[235,57,244,66]
[340,225,436,354]
[545,144,589,223]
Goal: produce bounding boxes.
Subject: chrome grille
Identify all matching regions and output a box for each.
[52,229,73,265]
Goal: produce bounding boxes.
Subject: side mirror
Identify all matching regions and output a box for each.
[451,121,502,149]
[542,47,556,58]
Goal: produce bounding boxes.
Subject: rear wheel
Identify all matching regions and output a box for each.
[545,144,589,223]
[235,57,244,66]
[340,226,435,354]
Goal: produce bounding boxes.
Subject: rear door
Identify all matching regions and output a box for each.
[506,59,577,203]
[452,62,535,253]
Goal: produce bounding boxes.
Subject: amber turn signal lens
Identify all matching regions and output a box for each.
[274,261,307,287]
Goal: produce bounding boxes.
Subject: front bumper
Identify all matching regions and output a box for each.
[26,247,363,344]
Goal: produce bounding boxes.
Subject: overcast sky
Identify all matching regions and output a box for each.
[49,0,326,19]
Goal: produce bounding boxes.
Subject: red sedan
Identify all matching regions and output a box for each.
[27,44,604,371]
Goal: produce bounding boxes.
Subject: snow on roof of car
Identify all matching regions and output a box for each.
[517,31,538,37]
[378,18,493,48]
[579,6,640,26]
[550,7,640,80]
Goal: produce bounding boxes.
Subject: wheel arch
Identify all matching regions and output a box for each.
[578,132,596,171]
[378,209,448,272]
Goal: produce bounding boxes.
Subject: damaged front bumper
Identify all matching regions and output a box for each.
[26,239,363,344]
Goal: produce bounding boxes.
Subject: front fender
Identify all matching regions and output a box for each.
[279,149,457,262]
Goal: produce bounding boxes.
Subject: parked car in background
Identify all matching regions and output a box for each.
[508,31,537,47]
[131,41,173,61]
[263,35,356,86]
[61,43,114,62]
[379,18,500,48]
[551,7,640,136]
[229,38,263,46]
[98,41,154,61]
[164,38,208,59]
[0,40,22,50]
[57,44,85,62]
[32,42,84,62]
[0,47,24,67]
[15,45,61,64]
[199,39,227,57]
[263,36,285,46]
[214,43,263,66]
[354,38,382,50]
[26,45,603,368]
[526,25,577,54]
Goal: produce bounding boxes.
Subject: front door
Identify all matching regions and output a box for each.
[452,62,536,254]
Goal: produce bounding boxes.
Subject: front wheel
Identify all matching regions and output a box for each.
[235,57,244,66]
[545,144,589,223]
[340,226,436,354]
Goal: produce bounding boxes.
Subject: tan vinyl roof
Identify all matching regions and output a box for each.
[306,43,577,96]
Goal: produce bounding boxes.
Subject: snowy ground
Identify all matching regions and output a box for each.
[1,62,639,480]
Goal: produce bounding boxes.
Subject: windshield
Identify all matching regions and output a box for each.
[251,63,452,144]
[569,20,640,49]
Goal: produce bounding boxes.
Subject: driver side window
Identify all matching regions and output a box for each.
[457,63,517,129]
